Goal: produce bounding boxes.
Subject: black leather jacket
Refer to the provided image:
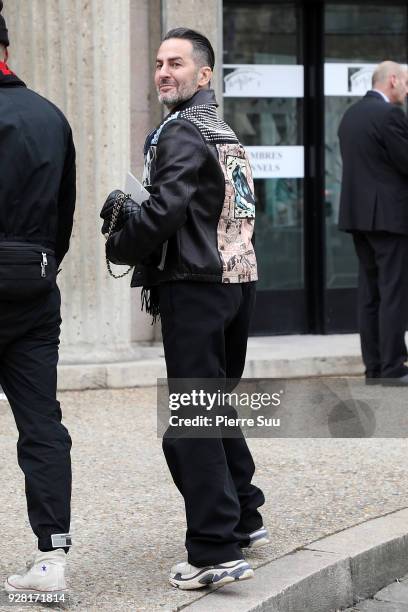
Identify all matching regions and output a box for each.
[106,89,257,286]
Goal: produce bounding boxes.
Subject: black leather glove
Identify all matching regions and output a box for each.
[100,190,140,236]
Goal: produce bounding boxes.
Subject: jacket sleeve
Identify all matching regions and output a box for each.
[55,126,76,266]
[106,119,207,266]
[383,105,408,176]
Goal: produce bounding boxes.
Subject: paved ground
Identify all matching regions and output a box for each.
[58,333,367,390]
[344,573,408,611]
[0,384,408,611]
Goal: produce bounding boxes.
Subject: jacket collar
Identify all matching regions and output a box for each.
[365,90,388,102]
[0,62,26,88]
[171,88,218,113]
[144,88,218,153]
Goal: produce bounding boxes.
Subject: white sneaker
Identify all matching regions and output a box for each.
[4,549,67,594]
[169,559,254,590]
[244,526,270,549]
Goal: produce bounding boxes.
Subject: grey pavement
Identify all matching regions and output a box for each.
[1,384,408,611]
[344,573,408,611]
[58,333,367,390]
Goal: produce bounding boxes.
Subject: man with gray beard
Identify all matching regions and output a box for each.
[102,28,268,589]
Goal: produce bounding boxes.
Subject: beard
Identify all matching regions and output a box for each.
[157,73,200,109]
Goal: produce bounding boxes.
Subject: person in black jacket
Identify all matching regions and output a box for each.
[338,60,408,385]
[102,28,267,589]
[0,3,76,595]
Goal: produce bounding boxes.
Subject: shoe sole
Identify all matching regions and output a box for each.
[246,536,270,549]
[169,564,254,590]
[4,580,67,597]
[242,527,270,550]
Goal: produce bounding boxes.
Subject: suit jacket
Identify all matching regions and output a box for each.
[338,90,408,235]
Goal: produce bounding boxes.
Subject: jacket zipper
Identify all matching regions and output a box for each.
[0,252,49,278]
[41,252,48,277]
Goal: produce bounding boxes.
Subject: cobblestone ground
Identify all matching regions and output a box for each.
[0,386,408,611]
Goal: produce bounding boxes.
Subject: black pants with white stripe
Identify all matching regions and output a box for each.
[159,281,265,567]
[0,287,71,551]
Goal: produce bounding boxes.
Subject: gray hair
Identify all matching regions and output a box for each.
[163,28,215,70]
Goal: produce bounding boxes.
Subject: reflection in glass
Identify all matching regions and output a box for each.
[223,1,304,292]
[223,3,298,65]
[325,5,407,62]
[224,98,301,146]
[255,179,303,291]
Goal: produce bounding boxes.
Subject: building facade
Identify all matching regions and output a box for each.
[3,1,407,368]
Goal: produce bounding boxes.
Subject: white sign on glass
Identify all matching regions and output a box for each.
[325,63,377,97]
[246,146,304,179]
[325,62,407,97]
[223,65,304,98]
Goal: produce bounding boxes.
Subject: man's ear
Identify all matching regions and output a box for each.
[198,66,213,88]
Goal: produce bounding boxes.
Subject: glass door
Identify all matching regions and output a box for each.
[223,1,306,334]
[324,2,408,331]
[223,0,408,335]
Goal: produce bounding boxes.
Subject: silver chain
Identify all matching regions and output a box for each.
[105,193,134,279]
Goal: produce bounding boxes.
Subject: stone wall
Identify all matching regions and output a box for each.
[1,0,222,368]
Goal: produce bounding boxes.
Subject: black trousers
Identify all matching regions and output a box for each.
[353,231,408,378]
[159,281,265,567]
[0,287,71,551]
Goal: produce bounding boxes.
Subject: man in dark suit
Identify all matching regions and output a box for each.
[338,61,408,384]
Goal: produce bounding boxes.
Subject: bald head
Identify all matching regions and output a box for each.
[372,61,405,86]
[372,61,408,105]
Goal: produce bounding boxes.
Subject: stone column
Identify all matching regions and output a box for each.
[129,0,162,343]
[3,0,155,364]
[149,0,223,344]
[161,0,223,103]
